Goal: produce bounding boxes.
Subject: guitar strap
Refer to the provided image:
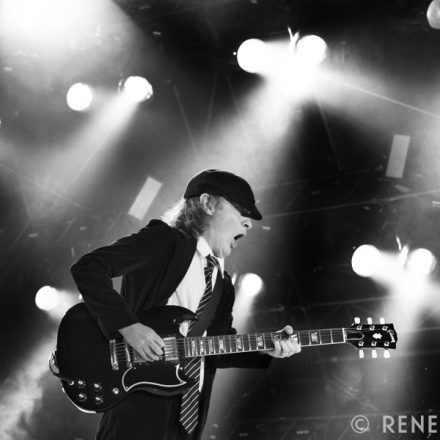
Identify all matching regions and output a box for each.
[187,272,223,336]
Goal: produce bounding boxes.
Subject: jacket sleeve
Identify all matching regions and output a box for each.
[212,272,272,370]
[70,220,174,339]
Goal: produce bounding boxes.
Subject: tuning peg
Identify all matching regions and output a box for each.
[354,317,360,324]
[380,317,385,324]
[367,317,372,325]
[384,350,391,359]
[372,349,377,359]
[359,349,365,359]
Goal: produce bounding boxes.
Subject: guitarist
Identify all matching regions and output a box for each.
[70,169,301,440]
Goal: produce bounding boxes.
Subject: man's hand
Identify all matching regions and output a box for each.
[119,323,164,362]
[266,325,301,358]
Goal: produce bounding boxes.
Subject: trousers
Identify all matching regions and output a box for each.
[95,391,200,440]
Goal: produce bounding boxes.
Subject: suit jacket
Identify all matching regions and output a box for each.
[70,219,270,438]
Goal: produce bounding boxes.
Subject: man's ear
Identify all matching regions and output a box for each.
[200,193,215,215]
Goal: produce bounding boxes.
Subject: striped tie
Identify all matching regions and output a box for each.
[179,255,218,435]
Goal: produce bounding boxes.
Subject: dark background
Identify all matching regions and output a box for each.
[0,1,439,439]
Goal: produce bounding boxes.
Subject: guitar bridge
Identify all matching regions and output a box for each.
[109,339,119,371]
[124,340,133,368]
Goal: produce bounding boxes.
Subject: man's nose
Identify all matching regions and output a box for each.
[243,218,252,230]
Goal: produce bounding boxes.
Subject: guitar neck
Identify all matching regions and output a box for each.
[184,328,346,358]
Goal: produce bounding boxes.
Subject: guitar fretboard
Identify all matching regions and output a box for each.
[182,328,346,358]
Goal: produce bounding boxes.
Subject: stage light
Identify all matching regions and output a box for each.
[406,248,437,277]
[36,288,79,320]
[120,76,153,103]
[351,244,381,277]
[295,35,327,66]
[233,273,263,330]
[427,0,440,29]
[66,83,93,112]
[236,39,268,74]
[239,273,264,297]
[35,286,59,311]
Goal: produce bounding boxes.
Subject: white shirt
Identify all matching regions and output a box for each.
[166,236,224,390]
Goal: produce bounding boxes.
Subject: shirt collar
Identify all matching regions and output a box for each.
[197,236,225,275]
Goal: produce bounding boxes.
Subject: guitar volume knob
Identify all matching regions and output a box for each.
[93,383,102,391]
[77,380,86,388]
[78,393,87,402]
[112,387,120,395]
[94,396,104,405]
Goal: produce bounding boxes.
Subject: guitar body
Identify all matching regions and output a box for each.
[56,303,197,413]
[54,303,398,414]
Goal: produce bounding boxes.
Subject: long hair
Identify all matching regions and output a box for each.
[161,195,221,238]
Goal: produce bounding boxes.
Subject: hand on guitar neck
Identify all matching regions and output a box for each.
[119,322,164,362]
[120,322,301,361]
[265,325,302,358]
[119,322,301,362]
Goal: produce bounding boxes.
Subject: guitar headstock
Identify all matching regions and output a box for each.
[345,317,397,358]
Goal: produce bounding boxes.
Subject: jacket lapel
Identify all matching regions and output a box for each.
[156,229,197,303]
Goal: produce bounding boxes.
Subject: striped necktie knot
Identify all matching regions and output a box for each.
[205,254,218,273]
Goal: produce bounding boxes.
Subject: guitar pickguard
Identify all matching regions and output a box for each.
[122,363,188,392]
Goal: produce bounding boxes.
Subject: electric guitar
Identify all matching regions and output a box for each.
[50,302,398,413]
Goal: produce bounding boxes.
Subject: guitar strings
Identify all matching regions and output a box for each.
[113,329,347,355]
[113,328,345,347]
[111,327,388,363]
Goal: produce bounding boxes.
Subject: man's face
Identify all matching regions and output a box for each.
[203,197,252,258]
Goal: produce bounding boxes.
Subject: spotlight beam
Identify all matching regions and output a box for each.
[331,78,440,120]
[62,94,137,192]
[171,83,203,165]
[315,99,343,172]
[0,162,88,210]
[264,187,440,219]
